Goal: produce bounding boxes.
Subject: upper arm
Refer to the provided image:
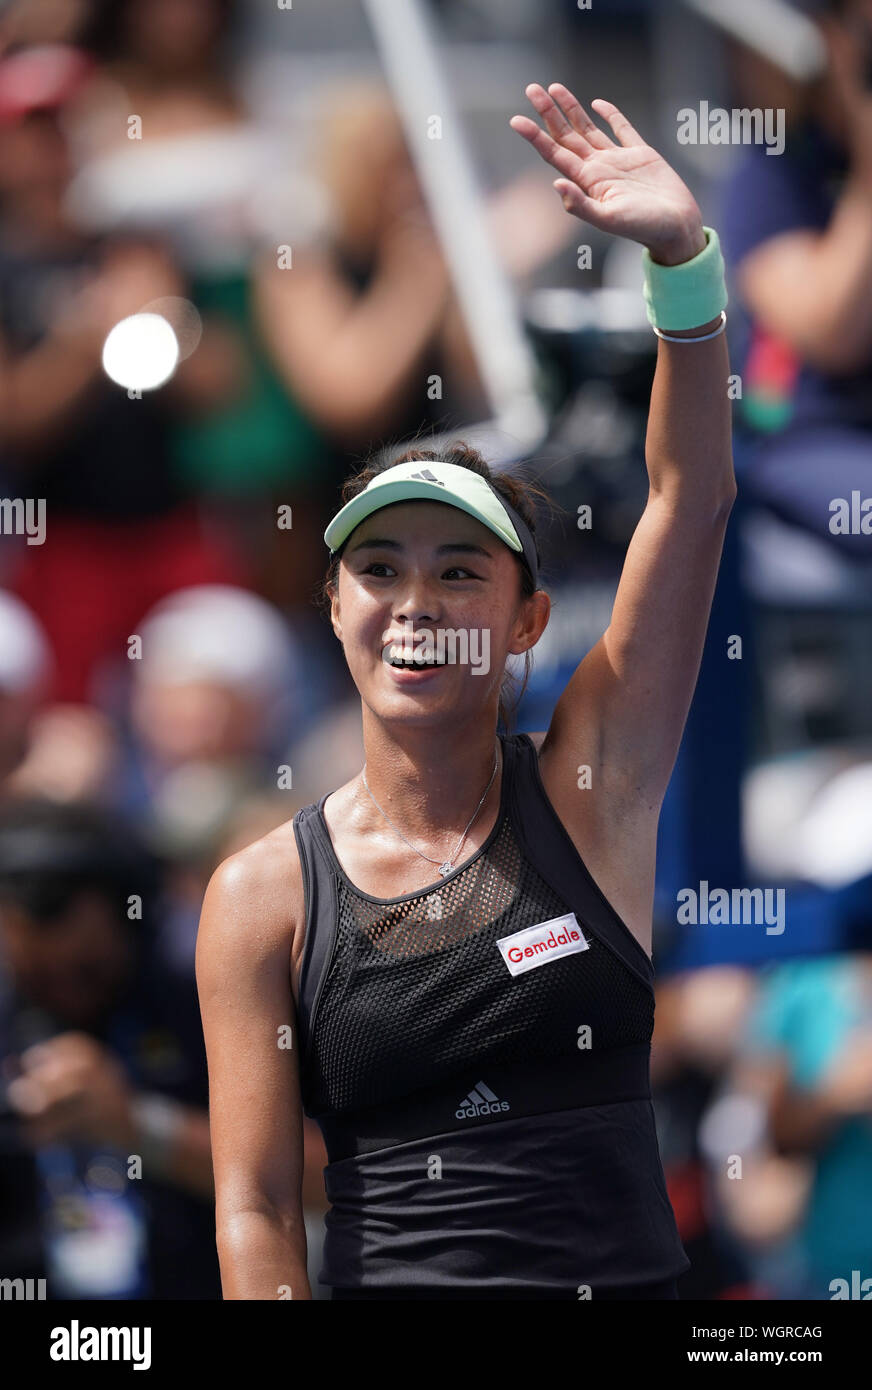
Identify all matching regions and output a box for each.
[195,834,305,1229]
[542,489,733,813]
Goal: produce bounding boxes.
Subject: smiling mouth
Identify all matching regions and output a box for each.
[386,654,447,669]
[383,643,447,669]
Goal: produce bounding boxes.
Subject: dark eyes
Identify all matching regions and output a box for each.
[362,563,478,580]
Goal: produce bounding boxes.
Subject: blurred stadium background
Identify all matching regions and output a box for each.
[0,0,870,1301]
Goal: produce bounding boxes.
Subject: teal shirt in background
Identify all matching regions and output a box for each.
[172,271,327,499]
[747,955,872,1294]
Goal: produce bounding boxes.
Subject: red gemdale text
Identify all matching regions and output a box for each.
[497,913,589,977]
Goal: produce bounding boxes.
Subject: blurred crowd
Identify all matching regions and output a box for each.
[0,0,870,1300]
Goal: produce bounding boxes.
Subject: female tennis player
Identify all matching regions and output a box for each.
[196,82,735,1300]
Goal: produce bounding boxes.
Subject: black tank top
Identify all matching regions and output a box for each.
[292,730,690,1295]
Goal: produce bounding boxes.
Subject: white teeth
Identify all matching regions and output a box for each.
[385,643,443,667]
[384,646,443,668]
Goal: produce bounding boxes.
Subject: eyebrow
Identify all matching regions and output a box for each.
[348,538,494,559]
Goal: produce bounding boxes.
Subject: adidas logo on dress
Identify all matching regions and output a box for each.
[455,1081,510,1120]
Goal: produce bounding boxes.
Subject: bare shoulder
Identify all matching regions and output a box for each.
[196,817,305,983]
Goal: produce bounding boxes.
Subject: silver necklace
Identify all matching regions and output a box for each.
[361,740,500,877]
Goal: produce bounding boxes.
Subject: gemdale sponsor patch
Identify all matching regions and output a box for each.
[497,913,589,977]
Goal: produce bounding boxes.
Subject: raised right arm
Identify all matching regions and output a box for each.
[196,832,311,1300]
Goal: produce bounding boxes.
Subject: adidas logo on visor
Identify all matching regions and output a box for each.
[456,1081,510,1120]
[408,468,445,485]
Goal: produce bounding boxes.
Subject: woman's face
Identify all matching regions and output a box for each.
[330,501,548,732]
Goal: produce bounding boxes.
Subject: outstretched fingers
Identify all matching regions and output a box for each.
[547,84,614,150]
[589,97,645,148]
[509,113,587,185]
[522,83,595,157]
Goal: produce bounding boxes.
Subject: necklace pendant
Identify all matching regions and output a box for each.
[438,861,453,877]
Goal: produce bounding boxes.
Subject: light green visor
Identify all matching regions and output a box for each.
[323,460,539,587]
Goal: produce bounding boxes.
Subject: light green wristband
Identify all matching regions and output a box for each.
[642,226,728,332]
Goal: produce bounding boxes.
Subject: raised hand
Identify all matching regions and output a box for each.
[510,83,705,265]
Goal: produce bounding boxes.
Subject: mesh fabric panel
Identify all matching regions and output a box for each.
[304,814,653,1117]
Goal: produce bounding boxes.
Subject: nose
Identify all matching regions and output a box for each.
[393,574,442,627]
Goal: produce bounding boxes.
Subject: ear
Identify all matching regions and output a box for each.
[508,589,550,656]
[328,581,343,643]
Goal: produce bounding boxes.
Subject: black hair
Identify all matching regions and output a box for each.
[317,440,552,732]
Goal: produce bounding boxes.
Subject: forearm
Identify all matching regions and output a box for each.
[644,312,735,510]
[217,1207,312,1300]
[310,256,449,432]
[260,250,449,440]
